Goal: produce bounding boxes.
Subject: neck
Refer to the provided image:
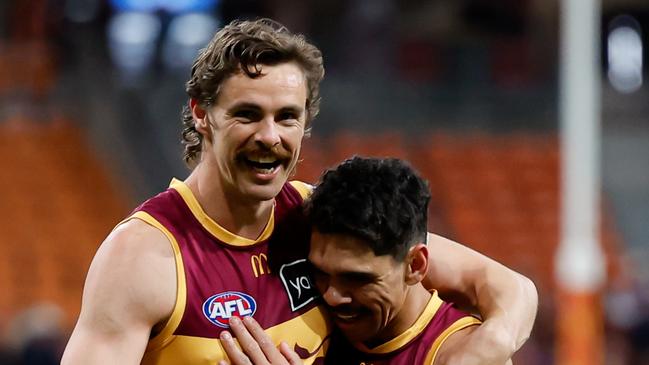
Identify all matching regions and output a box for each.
[366,285,432,348]
[184,163,274,240]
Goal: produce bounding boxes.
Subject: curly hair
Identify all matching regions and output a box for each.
[305,157,431,260]
[181,18,325,167]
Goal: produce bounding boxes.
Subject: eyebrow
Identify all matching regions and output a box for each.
[277,105,305,116]
[227,102,262,113]
[227,102,305,115]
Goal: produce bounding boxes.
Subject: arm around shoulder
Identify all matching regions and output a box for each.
[61,219,177,365]
[423,233,538,358]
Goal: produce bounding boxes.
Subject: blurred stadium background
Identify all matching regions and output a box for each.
[0,0,648,364]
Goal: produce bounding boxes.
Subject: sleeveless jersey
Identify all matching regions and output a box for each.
[324,291,480,365]
[123,179,330,365]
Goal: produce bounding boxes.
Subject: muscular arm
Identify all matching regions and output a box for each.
[435,325,513,365]
[61,220,177,365]
[423,233,538,361]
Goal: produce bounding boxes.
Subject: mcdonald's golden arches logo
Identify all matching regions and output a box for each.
[250,253,271,277]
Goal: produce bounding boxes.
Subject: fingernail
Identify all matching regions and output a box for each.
[243,316,254,324]
[279,341,292,352]
[229,316,241,325]
[220,331,232,340]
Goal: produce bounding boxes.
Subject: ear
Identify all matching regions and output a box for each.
[405,243,429,285]
[190,98,210,136]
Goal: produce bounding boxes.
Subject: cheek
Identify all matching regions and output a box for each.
[283,128,304,151]
[223,120,260,143]
[368,283,405,315]
[230,126,256,148]
[214,136,235,163]
[360,285,397,311]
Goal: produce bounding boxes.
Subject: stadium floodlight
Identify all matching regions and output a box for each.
[107,11,162,77]
[110,0,218,14]
[162,12,220,71]
[607,15,643,94]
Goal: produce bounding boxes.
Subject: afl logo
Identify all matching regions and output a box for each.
[202,291,257,328]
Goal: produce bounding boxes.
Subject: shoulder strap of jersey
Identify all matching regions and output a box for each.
[423,316,482,364]
[289,180,313,200]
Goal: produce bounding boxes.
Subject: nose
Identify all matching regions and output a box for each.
[254,118,281,149]
[322,282,352,307]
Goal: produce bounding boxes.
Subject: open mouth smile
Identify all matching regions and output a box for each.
[242,155,283,174]
[334,313,360,321]
[330,308,362,323]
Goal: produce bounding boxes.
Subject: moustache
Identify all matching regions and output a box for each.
[238,144,293,161]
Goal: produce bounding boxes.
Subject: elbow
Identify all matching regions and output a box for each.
[516,273,539,346]
[521,274,539,315]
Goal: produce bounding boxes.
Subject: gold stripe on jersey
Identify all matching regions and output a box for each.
[423,316,482,365]
[289,180,313,200]
[126,211,188,352]
[354,290,444,354]
[141,305,331,365]
[169,179,275,247]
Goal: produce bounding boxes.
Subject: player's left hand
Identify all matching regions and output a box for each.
[436,320,515,365]
[218,316,303,365]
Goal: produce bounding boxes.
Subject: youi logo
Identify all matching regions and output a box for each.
[202,291,257,328]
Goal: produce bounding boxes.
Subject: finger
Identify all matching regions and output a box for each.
[218,361,229,365]
[242,317,287,364]
[279,341,303,365]
[228,316,268,365]
[219,330,251,365]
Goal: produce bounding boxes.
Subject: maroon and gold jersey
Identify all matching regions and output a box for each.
[324,291,480,365]
[120,179,330,365]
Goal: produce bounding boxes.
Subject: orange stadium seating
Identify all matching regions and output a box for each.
[0,118,130,330]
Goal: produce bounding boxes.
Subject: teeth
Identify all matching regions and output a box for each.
[253,167,276,174]
[249,156,278,163]
[335,313,358,321]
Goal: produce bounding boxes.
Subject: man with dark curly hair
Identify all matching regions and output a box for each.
[62,18,536,365]
[306,157,490,364]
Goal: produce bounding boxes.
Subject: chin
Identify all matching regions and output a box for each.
[335,321,373,343]
[242,182,285,202]
[341,329,373,345]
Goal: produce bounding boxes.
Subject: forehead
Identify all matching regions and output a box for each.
[216,62,308,107]
[309,232,397,272]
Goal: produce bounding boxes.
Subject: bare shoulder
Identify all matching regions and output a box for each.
[62,218,178,364]
[97,218,175,267]
[80,218,177,330]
